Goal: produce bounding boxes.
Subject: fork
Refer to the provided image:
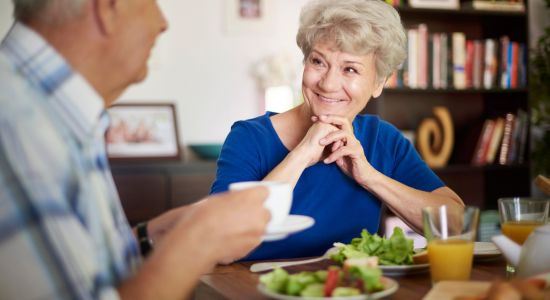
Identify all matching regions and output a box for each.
[249,248,336,272]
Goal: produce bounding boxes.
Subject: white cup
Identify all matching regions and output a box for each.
[229,181,292,230]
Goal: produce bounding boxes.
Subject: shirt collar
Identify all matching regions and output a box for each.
[1,22,106,141]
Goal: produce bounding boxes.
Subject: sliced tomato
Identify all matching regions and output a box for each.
[324,268,340,297]
[355,278,364,293]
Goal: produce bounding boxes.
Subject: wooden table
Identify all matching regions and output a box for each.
[195,257,506,299]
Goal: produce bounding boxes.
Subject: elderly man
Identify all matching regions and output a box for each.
[0,0,270,299]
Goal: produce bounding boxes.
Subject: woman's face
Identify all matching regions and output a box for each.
[301,41,384,120]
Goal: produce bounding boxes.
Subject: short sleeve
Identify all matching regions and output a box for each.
[382,123,444,192]
[210,121,264,194]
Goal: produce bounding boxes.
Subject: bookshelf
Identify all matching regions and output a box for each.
[368,3,531,208]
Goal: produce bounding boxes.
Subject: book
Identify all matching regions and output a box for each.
[507,109,528,164]
[516,109,529,164]
[418,24,429,89]
[510,41,519,88]
[432,33,441,89]
[498,112,516,165]
[499,36,510,89]
[483,38,498,89]
[486,117,505,164]
[473,40,484,89]
[465,0,525,12]
[452,32,466,89]
[519,43,527,87]
[440,33,449,89]
[465,40,475,88]
[472,119,496,165]
[408,28,418,88]
[408,0,459,9]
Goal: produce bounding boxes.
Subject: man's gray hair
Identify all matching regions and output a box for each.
[13,0,86,24]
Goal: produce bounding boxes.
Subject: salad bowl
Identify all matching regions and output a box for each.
[257,276,398,300]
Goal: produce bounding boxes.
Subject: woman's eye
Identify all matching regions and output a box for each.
[310,57,323,65]
[345,67,358,74]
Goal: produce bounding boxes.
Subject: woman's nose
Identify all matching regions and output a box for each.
[318,68,340,92]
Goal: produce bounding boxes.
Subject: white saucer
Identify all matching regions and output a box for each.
[262,215,315,241]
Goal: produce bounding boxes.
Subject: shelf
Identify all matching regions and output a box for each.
[432,164,529,173]
[375,2,531,207]
[384,88,528,94]
[396,5,527,17]
[110,160,217,225]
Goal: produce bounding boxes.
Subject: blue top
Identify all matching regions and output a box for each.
[0,22,139,299]
[211,112,444,260]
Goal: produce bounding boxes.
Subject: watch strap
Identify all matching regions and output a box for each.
[136,222,153,257]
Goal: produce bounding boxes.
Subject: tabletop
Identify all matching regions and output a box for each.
[195,256,506,300]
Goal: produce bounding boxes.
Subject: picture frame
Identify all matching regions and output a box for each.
[224,0,275,35]
[408,0,459,9]
[105,103,181,161]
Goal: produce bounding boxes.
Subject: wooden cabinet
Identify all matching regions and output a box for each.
[368,5,531,208]
[110,160,217,225]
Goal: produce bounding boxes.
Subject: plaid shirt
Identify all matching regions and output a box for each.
[0,22,141,299]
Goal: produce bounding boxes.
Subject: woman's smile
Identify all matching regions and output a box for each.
[316,93,348,104]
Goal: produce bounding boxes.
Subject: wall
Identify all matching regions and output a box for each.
[0,0,308,145]
[121,0,309,145]
[1,0,548,145]
[0,1,12,37]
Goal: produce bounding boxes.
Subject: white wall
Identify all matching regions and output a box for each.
[2,0,548,144]
[0,0,308,145]
[121,0,309,144]
[0,1,13,37]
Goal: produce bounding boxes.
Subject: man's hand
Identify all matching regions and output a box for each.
[173,186,271,264]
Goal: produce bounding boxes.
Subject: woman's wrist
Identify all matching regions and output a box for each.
[358,164,380,191]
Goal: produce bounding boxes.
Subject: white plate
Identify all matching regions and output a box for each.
[263,215,315,242]
[330,246,429,276]
[380,263,429,276]
[257,276,398,300]
[473,241,501,261]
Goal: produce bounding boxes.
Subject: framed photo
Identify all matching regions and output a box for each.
[225,0,275,35]
[106,103,181,161]
[408,0,459,9]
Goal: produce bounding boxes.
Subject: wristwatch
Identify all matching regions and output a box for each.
[136,222,154,257]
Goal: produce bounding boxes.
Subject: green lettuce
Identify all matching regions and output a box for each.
[331,227,414,265]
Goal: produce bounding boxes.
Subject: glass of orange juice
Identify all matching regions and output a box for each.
[498,197,549,276]
[423,205,480,284]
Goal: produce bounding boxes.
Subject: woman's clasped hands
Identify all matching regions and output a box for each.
[309,114,375,187]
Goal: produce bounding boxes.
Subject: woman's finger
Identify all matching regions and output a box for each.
[320,130,349,146]
[324,146,354,163]
[318,114,353,131]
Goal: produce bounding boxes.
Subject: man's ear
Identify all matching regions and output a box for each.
[94,0,117,35]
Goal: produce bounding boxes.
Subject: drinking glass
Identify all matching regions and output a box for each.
[423,205,480,284]
[498,197,550,277]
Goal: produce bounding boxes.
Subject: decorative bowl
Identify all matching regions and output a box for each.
[189,143,223,160]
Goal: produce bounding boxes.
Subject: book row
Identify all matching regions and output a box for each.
[385,0,525,12]
[472,109,529,166]
[386,25,527,91]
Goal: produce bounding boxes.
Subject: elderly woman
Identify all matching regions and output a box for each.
[211,0,464,260]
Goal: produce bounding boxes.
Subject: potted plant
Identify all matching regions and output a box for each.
[530,0,550,178]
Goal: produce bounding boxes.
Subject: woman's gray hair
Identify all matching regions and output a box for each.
[12,0,86,24]
[296,0,407,82]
